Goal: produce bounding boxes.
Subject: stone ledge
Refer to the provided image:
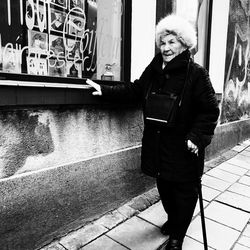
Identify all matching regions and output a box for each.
[117,204,138,219]
[39,242,66,250]
[95,210,126,230]
[59,223,108,250]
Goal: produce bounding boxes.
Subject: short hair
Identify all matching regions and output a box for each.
[155,14,197,49]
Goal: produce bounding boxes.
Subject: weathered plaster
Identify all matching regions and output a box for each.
[0,106,143,179]
[0,111,54,178]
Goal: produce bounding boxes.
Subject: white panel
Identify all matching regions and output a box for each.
[209,0,230,93]
[131,0,156,81]
[176,0,198,25]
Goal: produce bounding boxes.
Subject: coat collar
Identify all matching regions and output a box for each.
[151,49,191,74]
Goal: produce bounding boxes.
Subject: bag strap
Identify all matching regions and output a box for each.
[145,77,153,100]
[178,58,191,107]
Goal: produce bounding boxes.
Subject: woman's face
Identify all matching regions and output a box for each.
[160,34,186,63]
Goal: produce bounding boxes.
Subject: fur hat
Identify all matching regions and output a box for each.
[155,14,197,49]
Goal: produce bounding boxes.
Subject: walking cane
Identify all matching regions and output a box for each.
[197,156,208,250]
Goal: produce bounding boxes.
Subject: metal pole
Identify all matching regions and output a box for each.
[198,179,208,250]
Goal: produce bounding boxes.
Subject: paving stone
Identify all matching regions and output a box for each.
[128,195,151,212]
[193,200,208,217]
[222,149,239,161]
[236,154,250,163]
[137,201,167,228]
[59,223,108,250]
[242,223,250,237]
[228,183,250,198]
[241,140,250,146]
[204,152,236,170]
[202,174,232,191]
[39,242,66,250]
[216,162,248,176]
[204,201,250,231]
[95,210,125,229]
[216,191,250,212]
[240,150,250,157]
[237,235,250,248]
[107,216,167,250]
[228,156,250,170]
[202,185,221,202]
[187,216,240,250]
[239,176,250,186]
[80,235,127,250]
[233,243,250,250]
[143,187,160,205]
[157,240,169,250]
[206,168,240,183]
[232,145,247,152]
[182,236,214,250]
[117,204,138,219]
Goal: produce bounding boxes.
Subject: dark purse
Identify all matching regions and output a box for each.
[144,60,190,127]
[145,92,178,125]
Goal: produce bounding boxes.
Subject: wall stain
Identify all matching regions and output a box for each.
[0,110,54,178]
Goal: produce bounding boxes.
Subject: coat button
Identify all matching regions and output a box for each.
[157,130,160,134]
[165,74,170,79]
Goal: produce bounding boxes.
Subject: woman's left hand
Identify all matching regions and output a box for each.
[187,140,198,156]
[86,79,102,96]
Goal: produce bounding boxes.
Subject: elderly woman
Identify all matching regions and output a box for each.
[87,14,219,250]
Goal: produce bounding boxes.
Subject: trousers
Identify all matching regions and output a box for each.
[156,177,199,240]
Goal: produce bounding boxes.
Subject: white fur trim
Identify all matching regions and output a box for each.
[155,14,197,49]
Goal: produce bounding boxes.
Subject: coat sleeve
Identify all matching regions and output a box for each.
[186,66,220,149]
[100,64,152,102]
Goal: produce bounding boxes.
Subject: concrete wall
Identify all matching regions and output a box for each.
[206,118,250,160]
[0,105,158,250]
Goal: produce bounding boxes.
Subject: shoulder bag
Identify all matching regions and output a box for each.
[144,59,191,127]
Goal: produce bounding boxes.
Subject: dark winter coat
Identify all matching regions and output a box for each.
[101,50,220,182]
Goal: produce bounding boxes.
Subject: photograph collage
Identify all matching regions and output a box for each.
[26,0,88,78]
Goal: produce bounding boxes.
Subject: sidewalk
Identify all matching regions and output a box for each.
[41,140,250,250]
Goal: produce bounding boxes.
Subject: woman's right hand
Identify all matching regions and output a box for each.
[186,139,198,156]
[86,79,102,96]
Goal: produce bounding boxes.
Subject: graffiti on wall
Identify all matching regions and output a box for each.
[0,0,123,79]
[221,0,250,123]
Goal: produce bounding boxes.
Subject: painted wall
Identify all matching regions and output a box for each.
[220,0,250,124]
